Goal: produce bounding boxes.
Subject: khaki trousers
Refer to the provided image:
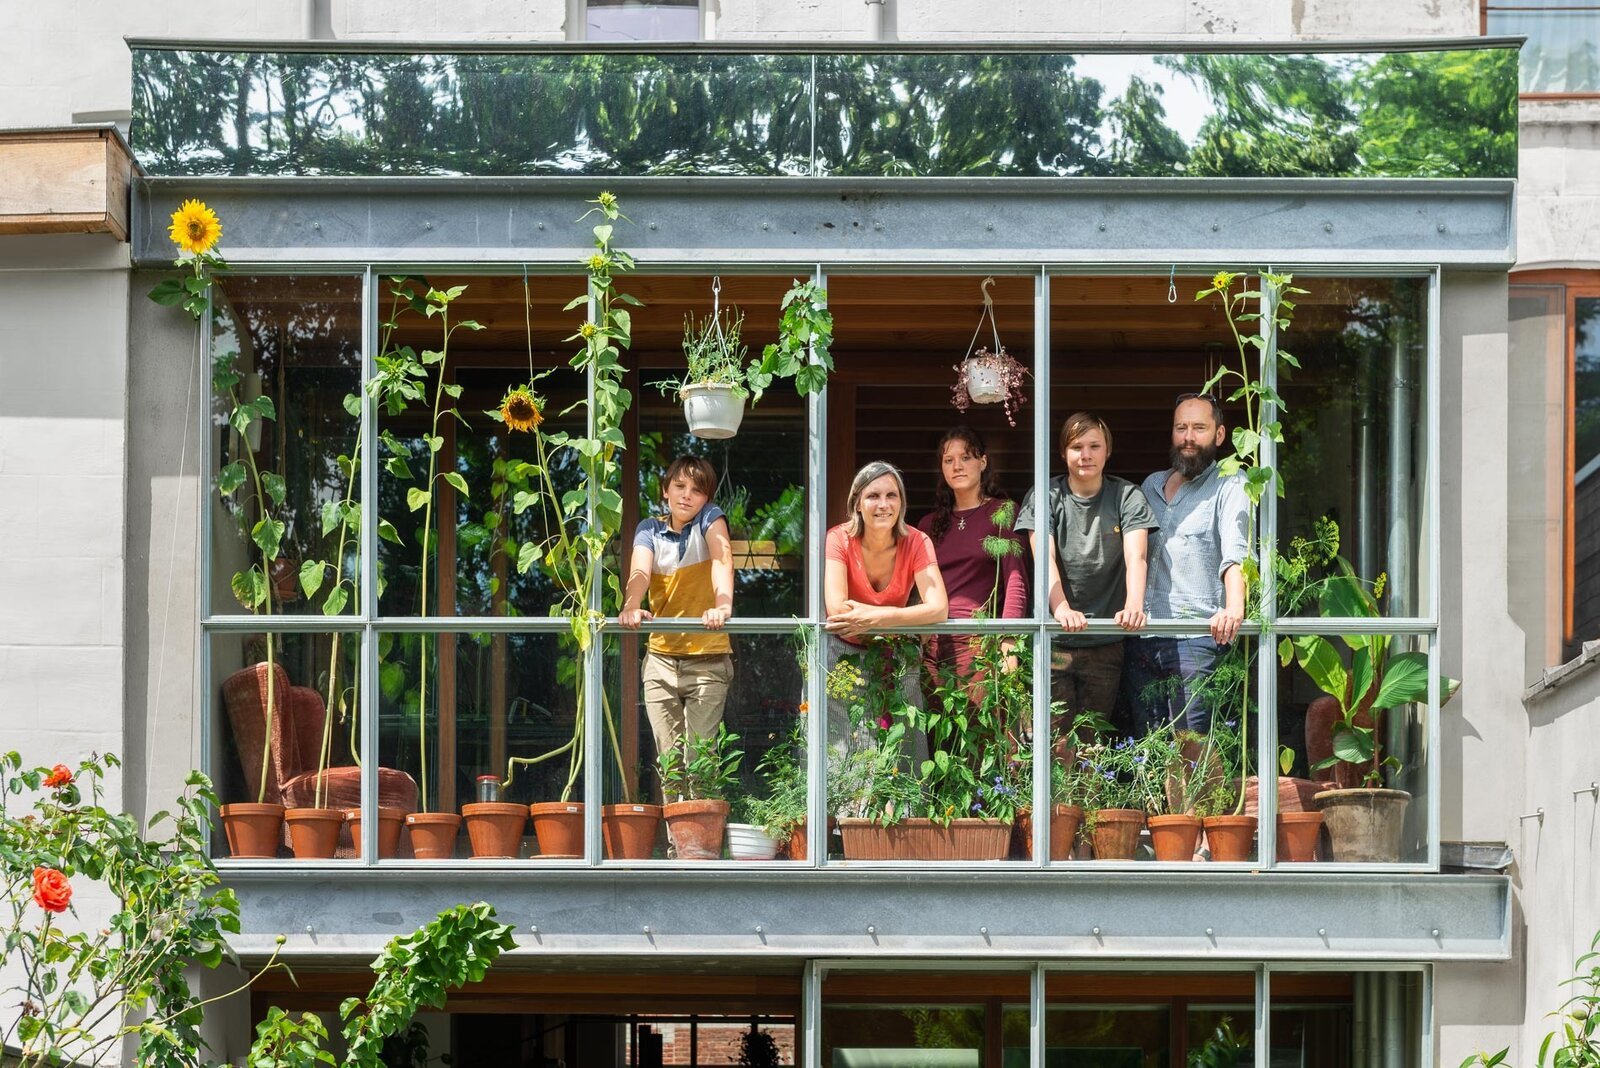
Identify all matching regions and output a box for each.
[642,650,734,761]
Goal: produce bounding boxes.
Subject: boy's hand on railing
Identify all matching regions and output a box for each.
[1114,603,1146,631]
[618,606,653,629]
[702,606,730,630]
[1052,601,1088,632]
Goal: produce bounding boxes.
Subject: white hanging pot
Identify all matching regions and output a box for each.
[726,822,780,861]
[681,382,746,439]
[964,356,1006,405]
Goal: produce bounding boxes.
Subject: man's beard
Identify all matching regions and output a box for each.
[1170,441,1218,479]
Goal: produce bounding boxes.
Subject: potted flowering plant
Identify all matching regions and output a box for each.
[731,722,807,861]
[949,278,1030,427]
[1077,734,1164,861]
[1010,708,1110,861]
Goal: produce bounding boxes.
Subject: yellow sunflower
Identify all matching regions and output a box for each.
[499,386,544,433]
[168,199,222,256]
[1211,270,1232,293]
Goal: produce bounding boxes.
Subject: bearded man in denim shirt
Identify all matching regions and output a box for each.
[1125,394,1251,735]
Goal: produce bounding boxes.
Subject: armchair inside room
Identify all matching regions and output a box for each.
[222,662,419,857]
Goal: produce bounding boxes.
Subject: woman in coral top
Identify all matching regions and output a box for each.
[823,461,949,740]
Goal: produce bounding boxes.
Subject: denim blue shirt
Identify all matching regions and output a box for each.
[1139,462,1251,619]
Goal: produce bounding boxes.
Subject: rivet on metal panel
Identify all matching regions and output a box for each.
[1436,223,1447,233]
[642,925,652,935]
[1091,926,1101,937]
[1211,223,1220,232]
[1323,222,1333,233]
[1205,928,1215,937]
[1430,928,1441,938]
[1097,222,1107,232]
[1318,928,1327,937]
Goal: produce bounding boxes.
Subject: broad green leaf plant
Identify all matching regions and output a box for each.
[1,752,277,1068]
[246,902,517,1068]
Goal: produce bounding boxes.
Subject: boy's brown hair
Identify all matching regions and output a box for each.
[662,455,717,497]
[1059,411,1113,455]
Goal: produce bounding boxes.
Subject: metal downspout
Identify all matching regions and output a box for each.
[864,0,886,40]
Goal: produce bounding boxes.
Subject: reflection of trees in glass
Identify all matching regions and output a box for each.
[132,47,1518,179]
[1164,54,1359,177]
[1576,299,1600,472]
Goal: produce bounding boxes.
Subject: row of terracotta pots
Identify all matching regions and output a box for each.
[1014,805,1326,862]
[219,801,667,860]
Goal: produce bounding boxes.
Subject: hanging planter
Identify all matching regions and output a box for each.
[950,277,1031,427]
[680,381,746,439]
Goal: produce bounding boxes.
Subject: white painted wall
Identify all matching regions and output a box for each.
[1516,101,1600,271]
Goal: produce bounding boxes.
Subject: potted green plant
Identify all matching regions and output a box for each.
[1077,734,1162,861]
[1283,558,1459,862]
[658,725,743,860]
[1011,709,1109,861]
[662,279,834,440]
[731,722,807,861]
[1139,723,1217,863]
[471,195,651,859]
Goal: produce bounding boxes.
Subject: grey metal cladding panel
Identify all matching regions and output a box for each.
[130,178,1516,268]
[225,869,1510,963]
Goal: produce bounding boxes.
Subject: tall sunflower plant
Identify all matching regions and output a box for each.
[486,193,639,804]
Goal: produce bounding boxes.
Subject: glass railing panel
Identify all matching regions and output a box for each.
[824,628,1032,864]
[1051,626,1261,865]
[374,628,582,860]
[601,629,806,862]
[1277,276,1430,620]
[1275,631,1434,864]
[208,274,363,619]
[207,628,362,859]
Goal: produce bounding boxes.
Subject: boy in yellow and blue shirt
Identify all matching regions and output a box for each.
[619,455,735,761]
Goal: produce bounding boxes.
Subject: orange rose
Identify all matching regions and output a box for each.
[43,764,73,789]
[32,867,71,914]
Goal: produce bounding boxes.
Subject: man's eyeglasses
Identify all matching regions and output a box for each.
[1175,392,1218,405]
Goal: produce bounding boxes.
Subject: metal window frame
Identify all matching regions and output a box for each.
[199,256,1442,875]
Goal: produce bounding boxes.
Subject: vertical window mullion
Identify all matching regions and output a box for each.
[359,266,380,864]
[198,280,216,856]
[808,264,828,869]
[1259,274,1280,868]
[1029,963,1047,1068]
[1426,269,1443,870]
[584,280,604,866]
[1032,269,1051,866]
[1255,965,1271,1068]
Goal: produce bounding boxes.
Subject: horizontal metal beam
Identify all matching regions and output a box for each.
[131,177,1516,270]
[222,868,1510,964]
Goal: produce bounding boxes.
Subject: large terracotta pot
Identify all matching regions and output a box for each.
[603,803,663,860]
[838,817,1011,861]
[405,812,463,860]
[1203,815,1258,862]
[1276,811,1326,863]
[664,799,731,860]
[1316,788,1410,863]
[1148,813,1203,862]
[1015,805,1085,861]
[220,802,285,859]
[1089,809,1144,861]
[462,802,528,859]
[529,801,584,859]
[284,807,344,860]
[345,806,406,859]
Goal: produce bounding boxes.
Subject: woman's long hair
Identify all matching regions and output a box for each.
[927,425,1009,544]
[844,461,911,541]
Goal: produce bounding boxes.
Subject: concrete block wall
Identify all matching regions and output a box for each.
[1516,102,1600,270]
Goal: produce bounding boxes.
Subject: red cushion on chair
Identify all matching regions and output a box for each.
[282,767,421,858]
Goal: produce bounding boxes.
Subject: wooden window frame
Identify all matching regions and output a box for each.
[1513,270,1600,656]
[1481,0,1600,99]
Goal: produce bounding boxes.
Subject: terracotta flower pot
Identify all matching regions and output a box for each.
[345,806,406,859]
[1315,788,1410,863]
[284,807,344,860]
[1148,813,1204,862]
[603,803,663,860]
[664,799,731,860]
[530,801,584,859]
[462,802,528,859]
[405,811,463,860]
[1016,805,1085,861]
[837,817,1011,861]
[787,821,809,861]
[1203,814,1258,862]
[220,802,285,859]
[1090,808,1145,860]
[1276,811,1325,863]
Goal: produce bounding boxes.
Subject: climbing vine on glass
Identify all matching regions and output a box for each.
[1195,270,1307,508]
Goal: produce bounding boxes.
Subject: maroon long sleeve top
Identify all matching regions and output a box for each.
[916,500,1029,620]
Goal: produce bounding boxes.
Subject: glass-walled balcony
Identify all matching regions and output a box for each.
[200,265,1442,870]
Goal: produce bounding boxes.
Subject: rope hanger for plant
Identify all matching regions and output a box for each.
[1168,265,1178,304]
[964,275,1004,361]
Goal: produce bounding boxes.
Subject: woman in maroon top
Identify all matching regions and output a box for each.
[917,426,1029,680]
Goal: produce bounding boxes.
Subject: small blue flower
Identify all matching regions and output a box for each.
[1104,772,1116,782]
[971,802,983,813]
[1224,719,1238,729]
[1134,753,1146,764]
